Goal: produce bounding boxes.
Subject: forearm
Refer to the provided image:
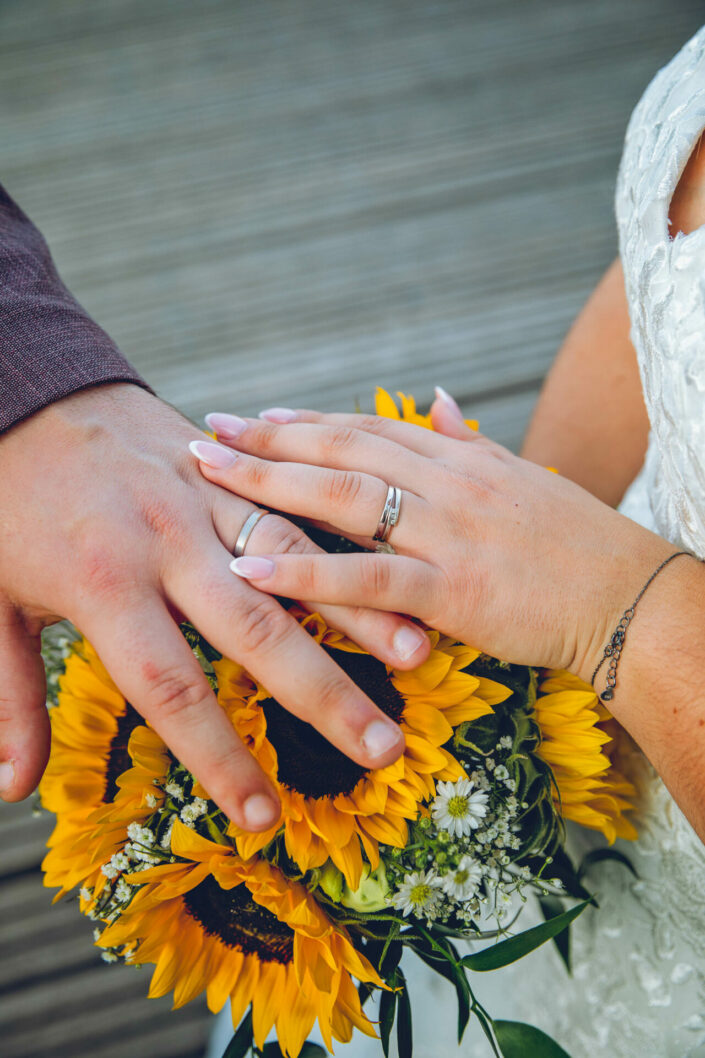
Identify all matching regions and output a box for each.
[589,549,705,841]
[521,258,649,506]
[0,181,151,432]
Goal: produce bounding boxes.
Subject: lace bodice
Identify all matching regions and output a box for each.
[618,25,705,560]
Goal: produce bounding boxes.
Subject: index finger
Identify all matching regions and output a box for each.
[83,600,281,832]
[254,406,485,453]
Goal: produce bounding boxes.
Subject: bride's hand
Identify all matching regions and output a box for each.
[191,399,673,684]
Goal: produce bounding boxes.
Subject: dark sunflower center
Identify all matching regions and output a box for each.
[183,875,294,963]
[261,645,405,799]
[103,702,143,803]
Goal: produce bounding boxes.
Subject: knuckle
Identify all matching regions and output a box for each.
[144,668,205,721]
[356,415,389,436]
[325,469,364,508]
[312,671,355,721]
[261,518,311,557]
[243,459,271,490]
[139,497,188,546]
[250,423,279,456]
[74,538,128,603]
[235,596,291,654]
[322,426,358,459]
[361,556,391,596]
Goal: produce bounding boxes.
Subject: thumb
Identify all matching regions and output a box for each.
[0,609,50,802]
[430,385,479,440]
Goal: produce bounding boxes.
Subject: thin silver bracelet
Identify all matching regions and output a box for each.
[591,551,693,702]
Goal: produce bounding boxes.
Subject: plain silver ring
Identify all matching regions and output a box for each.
[233,509,271,558]
[372,485,402,544]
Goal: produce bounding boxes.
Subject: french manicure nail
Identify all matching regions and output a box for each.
[258,407,297,424]
[204,412,248,440]
[434,385,463,419]
[0,761,15,795]
[243,793,279,829]
[362,720,404,760]
[188,439,237,468]
[230,556,275,579]
[393,625,428,661]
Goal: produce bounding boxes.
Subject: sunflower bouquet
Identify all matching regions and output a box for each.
[38,394,638,1058]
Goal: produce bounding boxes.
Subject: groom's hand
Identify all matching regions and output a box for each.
[0,383,428,827]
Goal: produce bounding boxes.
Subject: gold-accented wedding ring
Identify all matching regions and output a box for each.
[372,485,402,552]
[233,509,271,558]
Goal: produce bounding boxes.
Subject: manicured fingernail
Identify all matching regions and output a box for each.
[204,412,247,440]
[434,385,463,419]
[258,407,297,423]
[393,625,428,661]
[243,793,279,829]
[188,439,237,468]
[0,761,15,795]
[230,556,275,579]
[362,720,404,760]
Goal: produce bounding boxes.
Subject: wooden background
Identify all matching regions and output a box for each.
[1,1,704,1055]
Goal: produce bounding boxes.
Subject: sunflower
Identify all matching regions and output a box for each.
[96,819,384,1057]
[39,639,164,900]
[535,670,637,842]
[375,386,479,431]
[216,609,510,889]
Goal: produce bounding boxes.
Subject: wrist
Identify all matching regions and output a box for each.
[570,520,676,689]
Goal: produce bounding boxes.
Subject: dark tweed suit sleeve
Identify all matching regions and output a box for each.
[0,183,152,433]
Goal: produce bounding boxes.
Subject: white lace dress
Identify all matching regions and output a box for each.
[207,27,705,1058]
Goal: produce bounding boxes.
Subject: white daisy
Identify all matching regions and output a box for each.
[440,855,484,901]
[431,778,489,838]
[391,869,442,919]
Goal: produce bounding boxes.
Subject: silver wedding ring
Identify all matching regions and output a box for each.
[372,485,402,550]
[233,509,271,557]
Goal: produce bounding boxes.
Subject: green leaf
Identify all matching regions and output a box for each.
[396,971,413,1058]
[222,1009,253,1058]
[460,900,589,972]
[538,897,571,973]
[379,988,397,1058]
[493,1020,572,1057]
[578,847,638,881]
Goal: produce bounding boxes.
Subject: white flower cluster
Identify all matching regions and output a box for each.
[388,740,538,929]
[89,768,215,949]
[180,797,208,827]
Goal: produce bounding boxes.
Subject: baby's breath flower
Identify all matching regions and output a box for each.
[165,782,185,802]
[127,822,155,846]
[180,797,208,826]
